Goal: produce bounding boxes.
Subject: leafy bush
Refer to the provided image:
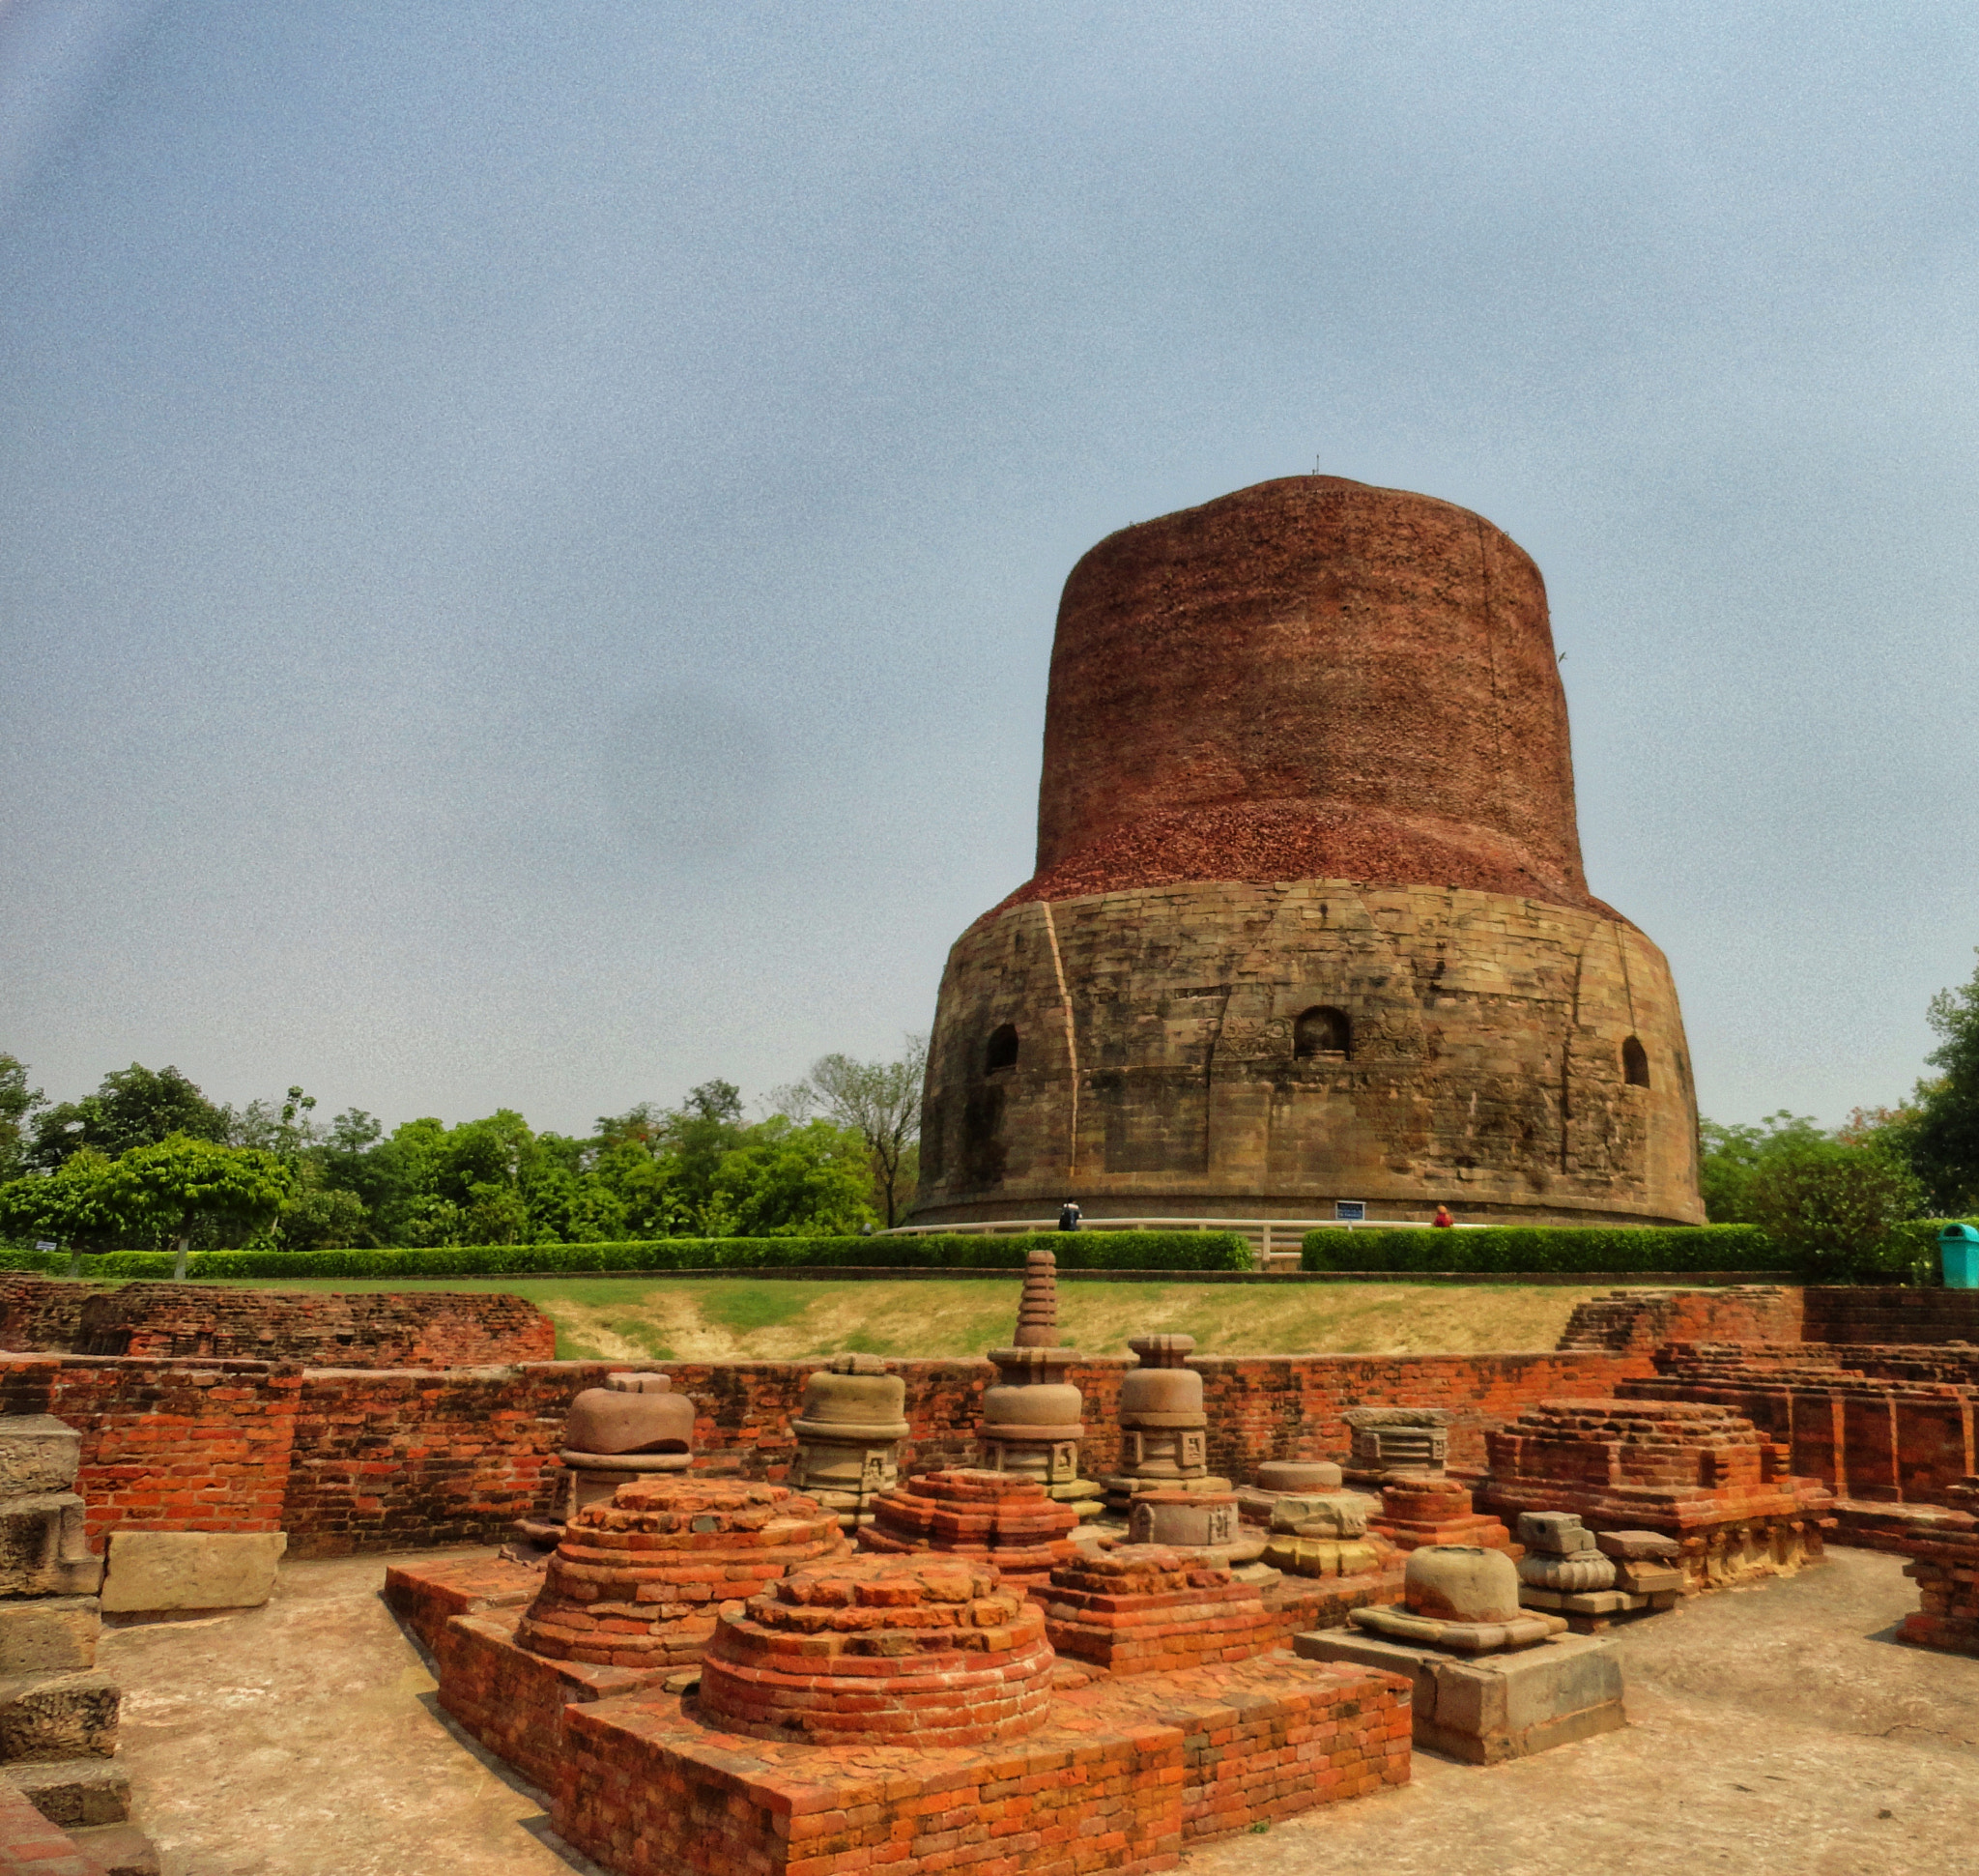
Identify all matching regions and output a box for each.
[1744,1140,1925,1277]
[1301,1224,1780,1275]
[43,1228,1251,1282]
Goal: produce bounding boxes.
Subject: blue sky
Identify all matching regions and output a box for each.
[2,2,1975,1135]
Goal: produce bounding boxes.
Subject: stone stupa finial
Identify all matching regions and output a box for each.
[1012,1248,1063,1348]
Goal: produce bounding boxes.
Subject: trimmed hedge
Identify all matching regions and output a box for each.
[0,1230,1251,1283]
[1302,1223,1780,1275]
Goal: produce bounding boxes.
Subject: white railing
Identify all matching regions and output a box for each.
[877,1214,1480,1266]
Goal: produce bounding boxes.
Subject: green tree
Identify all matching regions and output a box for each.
[1745,1137,1925,1278]
[95,1136,292,1277]
[0,1056,42,1184]
[1907,950,1979,1215]
[0,1148,122,1255]
[30,1064,229,1169]
[797,1037,926,1227]
[705,1116,877,1236]
[1696,1111,1826,1223]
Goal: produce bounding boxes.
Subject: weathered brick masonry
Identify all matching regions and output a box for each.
[5,1284,1965,1558]
[0,1354,298,1542]
[0,1274,555,1368]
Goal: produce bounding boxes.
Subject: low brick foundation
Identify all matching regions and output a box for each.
[0,1275,554,1369]
[554,1652,1408,1876]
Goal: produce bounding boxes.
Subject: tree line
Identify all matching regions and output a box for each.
[0,1039,927,1264]
[1696,951,1979,1271]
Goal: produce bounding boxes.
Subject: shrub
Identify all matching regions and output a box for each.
[57,1229,1251,1283]
[1301,1223,1780,1275]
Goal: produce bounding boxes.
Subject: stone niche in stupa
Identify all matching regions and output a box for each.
[908,475,1705,1228]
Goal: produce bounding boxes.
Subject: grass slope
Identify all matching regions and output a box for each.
[194,1276,1611,1361]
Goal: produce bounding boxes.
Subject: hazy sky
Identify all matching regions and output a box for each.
[3,2,1975,1137]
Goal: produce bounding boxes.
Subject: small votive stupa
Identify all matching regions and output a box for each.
[976,1249,1104,1517]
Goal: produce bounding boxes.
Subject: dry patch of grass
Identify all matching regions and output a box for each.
[204,1275,1611,1360]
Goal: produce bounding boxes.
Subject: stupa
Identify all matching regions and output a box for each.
[974,1249,1104,1516]
[909,476,1705,1228]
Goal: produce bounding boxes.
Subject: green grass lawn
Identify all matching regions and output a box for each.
[188,1275,1609,1361]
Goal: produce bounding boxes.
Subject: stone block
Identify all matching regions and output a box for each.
[0,1498,100,1599]
[1516,1511,1596,1555]
[3,1758,130,1827]
[0,1601,99,1676]
[100,1531,287,1614]
[1295,1627,1624,1764]
[1615,1560,1686,1596]
[0,1419,82,1496]
[0,1671,120,1762]
[1595,1528,1682,1562]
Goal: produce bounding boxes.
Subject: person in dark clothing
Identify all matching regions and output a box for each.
[1058,1201,1082,1231]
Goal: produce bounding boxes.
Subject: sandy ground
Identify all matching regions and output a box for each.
[96,1545,1978,1876]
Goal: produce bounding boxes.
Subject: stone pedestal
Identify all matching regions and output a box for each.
[1262,1491,1393,1580]
[1102,1335,1231,1514]
[977,1251,1104,1517]
[858,1468,1082,1585]
[1342,1407,1451,1487]
[1296,1627,1623,1764]
[1125,1490,1269,1574]
[1297,1541,1619,1763]
[514,1371,696,1555]
[1237,1458,1347,1526]
[789,1354,907,1530]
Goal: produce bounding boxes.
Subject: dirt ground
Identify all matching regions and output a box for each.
[97,1544,1977,1876]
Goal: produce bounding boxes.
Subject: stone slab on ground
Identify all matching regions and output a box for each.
[0,1601,99,1677]
[1,1761,129,1829]
[100,1535,286,1616]
[1297,1628,1623,1764]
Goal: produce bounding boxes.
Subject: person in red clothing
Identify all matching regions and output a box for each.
[1431,1204,1455,1228]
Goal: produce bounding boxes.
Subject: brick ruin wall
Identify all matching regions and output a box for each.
[5,1281,1972,1553]
[0,1345,1648,1558]
[0,1274,556,1368]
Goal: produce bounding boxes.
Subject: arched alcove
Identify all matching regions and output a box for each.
[1621,1035,1650,1088]
[985,1024,1019,1074]
[1293,1006,1351,1060]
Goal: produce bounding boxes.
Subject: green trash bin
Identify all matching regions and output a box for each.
[1940,1223,1979,1290]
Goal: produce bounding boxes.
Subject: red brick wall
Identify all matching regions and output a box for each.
[1801,1289,1979,1347]
[276,1349,1648,1554]
[1556,1287,1807,1354]
[0,1353,298,1544]
[0,1275,554,1369]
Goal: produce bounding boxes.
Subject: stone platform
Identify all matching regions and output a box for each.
[554,1650,1409,1876]
[1295,1626,1622,1765]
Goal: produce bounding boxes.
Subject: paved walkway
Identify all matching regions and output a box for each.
[98,1545,1979,1876]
